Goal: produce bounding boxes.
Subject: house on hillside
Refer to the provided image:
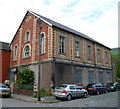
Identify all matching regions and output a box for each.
[10,10,113,92]
[0,41,11,83]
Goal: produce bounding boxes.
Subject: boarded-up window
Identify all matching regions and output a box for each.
[106,72,111,82]
[76,69,83,83]
[98,71,103,83]
[88,71,94,83]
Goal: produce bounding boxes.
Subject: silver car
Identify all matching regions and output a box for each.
[54,84,88,100]
[0,83,11,98]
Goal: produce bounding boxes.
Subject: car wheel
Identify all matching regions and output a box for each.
[83,92,87,98]
[9,95,11,98]
[55,96,59,99]
[104,90,107,94]
[96,91,100,95]
[67,94,72,101]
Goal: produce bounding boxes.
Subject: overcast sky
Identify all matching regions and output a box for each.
[0,0,119,48]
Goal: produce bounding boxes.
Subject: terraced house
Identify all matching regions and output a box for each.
[10,10,113,92]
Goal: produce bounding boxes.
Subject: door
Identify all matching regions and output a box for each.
[75,86,84,97]
[69,86,77,97]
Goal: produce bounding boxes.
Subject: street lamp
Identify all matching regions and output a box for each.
[37,18,42,101]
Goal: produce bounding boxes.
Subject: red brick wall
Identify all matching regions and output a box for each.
[11,12,49,67]
[35,20,49,61]
[0,50,10,83]
[20,13,34,65]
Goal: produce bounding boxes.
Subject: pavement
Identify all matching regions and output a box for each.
[11,94,60,103]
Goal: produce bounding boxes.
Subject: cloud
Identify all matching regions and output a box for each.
[81,10,103,23]
[0,0,118,48]
[61,0,81,14]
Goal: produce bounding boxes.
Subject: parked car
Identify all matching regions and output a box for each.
[54,84,88,101]
[0,83,11,98]
[106,82,120,92]
[86,83,107,95]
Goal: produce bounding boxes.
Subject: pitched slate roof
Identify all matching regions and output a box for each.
[11,10,111,49]
[0,41,10,50]
[29,10,110,49]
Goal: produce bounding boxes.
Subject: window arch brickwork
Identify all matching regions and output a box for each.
[25,30,30,43]
[23,44,31,59]
[40,32,46,54]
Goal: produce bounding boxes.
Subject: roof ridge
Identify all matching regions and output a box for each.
[11,10,111,49]
[28,10,101,44]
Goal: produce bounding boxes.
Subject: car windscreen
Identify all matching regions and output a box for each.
[56,85,67,89]
[87,84,94,87]
[106,83,114,86]
[0,84,10,88]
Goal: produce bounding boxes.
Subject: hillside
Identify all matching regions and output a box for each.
[111,47,120,82]
[111,47,120,52]
[111,47,120,60]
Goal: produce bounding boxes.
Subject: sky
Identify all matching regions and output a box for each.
[0,0,119,48]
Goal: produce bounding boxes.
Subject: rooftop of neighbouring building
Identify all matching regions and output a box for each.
[0,41,10,50]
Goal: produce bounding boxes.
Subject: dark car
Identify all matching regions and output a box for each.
[106,82,120,92]
[86,83,107,95]
[0,83,11,98]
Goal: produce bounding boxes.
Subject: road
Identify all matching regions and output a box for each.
[1,91,119,108]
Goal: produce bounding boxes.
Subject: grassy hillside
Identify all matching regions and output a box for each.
[111,47,120,60]
[111,48,120,83]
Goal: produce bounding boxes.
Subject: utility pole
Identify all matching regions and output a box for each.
[37,18,42,101]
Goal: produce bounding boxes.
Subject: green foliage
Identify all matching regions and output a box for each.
[33,88,51,98]
[111,48,120,82]
[116,61,120,78]
[16,68,34,90]
[16,83,34,90]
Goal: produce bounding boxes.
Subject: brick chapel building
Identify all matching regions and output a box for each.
[10,10,113,92]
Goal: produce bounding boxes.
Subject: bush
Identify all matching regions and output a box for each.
[16,68,34,90]
[16,84,33,90]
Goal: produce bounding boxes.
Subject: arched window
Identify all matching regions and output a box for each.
[25,30,30,43]
[23,45,31,58]
[40,32,46,54]
[13,45,18,60]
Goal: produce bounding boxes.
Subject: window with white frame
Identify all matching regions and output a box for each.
[23,45,30,58]
[75,41,80,57]
[13,45,18,60]
[25,30,30,43]
[41,33,45,54]
[87,45,92,60]
[59,36,65,54]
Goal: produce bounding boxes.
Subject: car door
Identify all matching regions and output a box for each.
[76,86,84,97]
[96,83,103,93]
[69,85,77,97]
